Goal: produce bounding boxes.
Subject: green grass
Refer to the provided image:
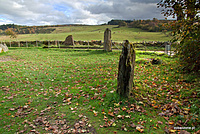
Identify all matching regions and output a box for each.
[0,25,171,42]
[0,48,199,133]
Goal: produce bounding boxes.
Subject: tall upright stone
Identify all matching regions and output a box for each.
[63,35,74,46]
[104,28,112,52]
[117,40,136,98]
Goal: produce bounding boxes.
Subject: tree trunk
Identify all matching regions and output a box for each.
[117,40,136,98]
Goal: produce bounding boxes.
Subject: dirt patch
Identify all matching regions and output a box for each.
[0,56,17,62]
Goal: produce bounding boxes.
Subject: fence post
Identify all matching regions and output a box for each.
[26,41,28,48]
[18,41,20,47]
[55,40,57,47]
[36,40,38,47]
[143,41,146,52]
[10,41,11,47]
[58,41,60,49]
[88,41,89,50]
[112,41,120,50]
[165,42,171,56]
[169,42,171,56]
[111,40,113,51]
[48,40,50,48]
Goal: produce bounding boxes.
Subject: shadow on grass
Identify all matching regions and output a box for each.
[43,48,121,57]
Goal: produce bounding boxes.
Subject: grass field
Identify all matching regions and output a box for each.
[0,48,199,133]
[0,25,171,42]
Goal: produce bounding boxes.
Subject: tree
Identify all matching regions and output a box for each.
[158,0,200,73]
[118,21,127,27]
[5,28,17,39]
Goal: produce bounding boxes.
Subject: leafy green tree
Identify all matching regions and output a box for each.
[158,0,200,73]
[118,21,127,27]
[5,28,17,39]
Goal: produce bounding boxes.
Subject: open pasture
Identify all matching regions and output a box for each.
[0,25,171,42]
[0,48,199,133]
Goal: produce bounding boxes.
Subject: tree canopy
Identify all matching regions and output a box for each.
[5,28,17,39]
[158,0,200,73]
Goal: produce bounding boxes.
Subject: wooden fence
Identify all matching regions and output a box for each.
[1,40,172,55]
[1,40,171,48]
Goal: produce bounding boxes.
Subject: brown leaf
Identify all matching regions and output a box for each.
[194,130,200,134]
[164,126,169,134]
[179,130,191,134]
[130,123,136,128]
[136,126,144,133]
[108,111,114,117]
[169,129,176,133]
[9,108,15,111]
[164,117,169,120]
[136,125,144,129]
[157,121,163,125]
[168,121,174,125]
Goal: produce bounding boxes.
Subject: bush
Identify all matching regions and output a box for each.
[173,20,200,73]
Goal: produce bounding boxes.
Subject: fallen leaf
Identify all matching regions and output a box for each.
[179,130,191,134]
[136,126,144,133]
[130,123,136,128]
[157,121,163,125]
[9,108,15,111]
[112,122,116,127]
[169,121,174,125]
[169,129,176,133]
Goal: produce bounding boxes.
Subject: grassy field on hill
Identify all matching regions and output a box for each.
[0,25,171,42]
[0,48,199,133]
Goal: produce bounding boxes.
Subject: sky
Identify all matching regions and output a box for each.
[0,0,167,26]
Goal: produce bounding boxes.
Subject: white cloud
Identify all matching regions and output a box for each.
[0,0,165,26]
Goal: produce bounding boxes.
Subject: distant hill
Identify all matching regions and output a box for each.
[108,20,133,25]
[108,18,173,32]
[0,24,88,35]
[0,19,173,35]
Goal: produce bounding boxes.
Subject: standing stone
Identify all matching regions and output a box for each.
[104,28,112,51]
[63,35,74,46]
[0,43,9,53]
[117,40,136,98]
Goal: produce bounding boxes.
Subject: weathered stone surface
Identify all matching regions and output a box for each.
[0,43,9,53]
[117,40,136,98]
[63,35,74,46]
[104,28,112,51]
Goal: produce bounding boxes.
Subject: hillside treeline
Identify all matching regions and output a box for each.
[0,24,91,35]
[108,18,173,32]
[0,24,55,35]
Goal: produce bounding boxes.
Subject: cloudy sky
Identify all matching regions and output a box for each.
[0,0,166,26]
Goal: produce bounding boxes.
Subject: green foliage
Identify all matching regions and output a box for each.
[173,20,200,72]
[108,19,173,32]
[0,24,56,35]
[118,21,127,27]
[129,19,172,32]
[0,24,17,30]
[158,0,200,73]
[5,28,17,39]
[108,19,133,25]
